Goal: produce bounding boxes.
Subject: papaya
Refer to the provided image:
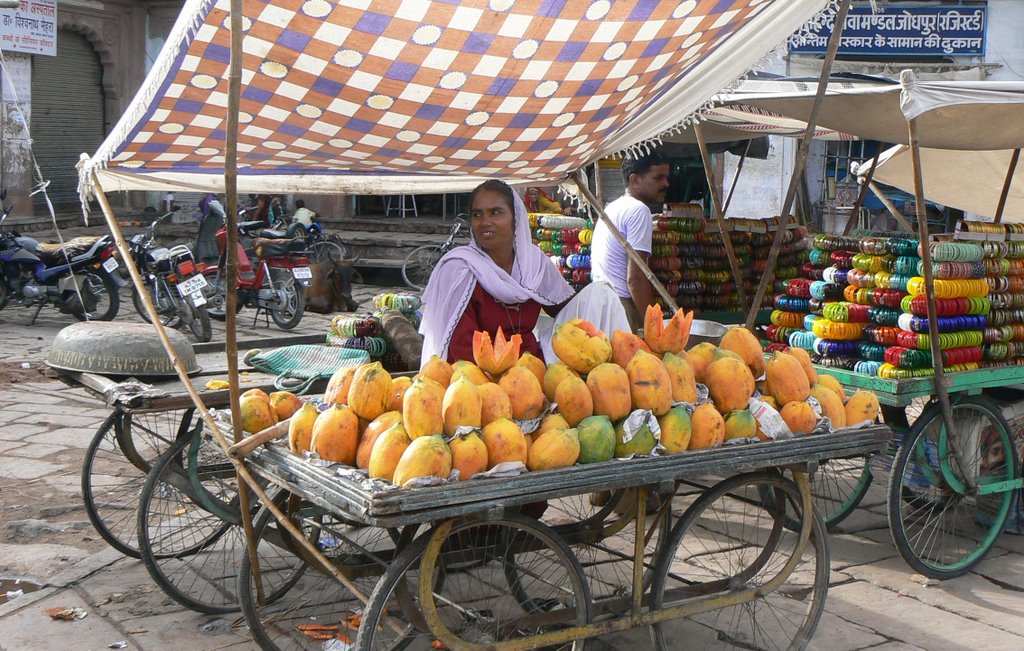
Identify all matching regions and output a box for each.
[724,409,757,441]
[818,374,846,403]
[536,413,571,437]
[355,410,403,469]
[451,360,490,386]
[658,405,692,453]
[403,376,445,439]
[269,391,303,421]
[516,353,546,387]
[419,355,454,388]
[586,363,632,421]
[551,318,612,374]
[576,415,615,464]
[498,365,546,421]
[442,376,482,435]
[704,356,755,413]
[643,304,694,355]
[684,342,717,383]
[614,411,657,457]
[323,365,358,405]
[347,362,393,421]
[478,382,513,425]
[689,403,725,450]
[845,390,880,426]
[239,393,277,434]
[785,347,818,386]
[473,327,522,376]
[662,352,698,403]
[310,404,360,465]
[449,430,489,480]
[388,376,412,412]
[392,434,452,487]
[765,351,811,405]
[719,327,765,379]
[367,422,412,482]
[712,348,744,363]
[610,330,652,368]
[625,350,672,416]
[554,373,593,427]
[528,428,580,471]
[810,383,846,429]
[780,401,817,435]
[542,363,579,403]
[482,418,528,468]
[287,401,320,454]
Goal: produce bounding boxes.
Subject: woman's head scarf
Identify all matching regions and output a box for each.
[418,187,574,365]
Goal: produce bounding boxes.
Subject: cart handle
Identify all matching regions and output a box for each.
[229,420,289,458]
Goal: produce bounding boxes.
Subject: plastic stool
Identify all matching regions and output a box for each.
[385,195,418,218]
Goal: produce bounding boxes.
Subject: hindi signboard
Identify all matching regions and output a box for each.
[788,4,986,58]
[0,0,57,57]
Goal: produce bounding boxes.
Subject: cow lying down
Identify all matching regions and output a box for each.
[305,257,359,314]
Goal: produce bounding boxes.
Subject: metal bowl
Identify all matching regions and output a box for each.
[47,322,200,376]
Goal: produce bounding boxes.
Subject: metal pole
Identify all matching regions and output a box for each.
[842,148,881,235]
[695,124,748,306]
[744,0,852,330]
[994,148,1021,224]
[570,170,679,311]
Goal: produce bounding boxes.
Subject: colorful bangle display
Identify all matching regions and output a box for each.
[906,277,990,298]
[868,306,902,326]
[901,295,991,316]
[811,319,865,340]
[923,242,984,262]
[331,314,382,337]
[823,302,870,323]
[896,329,985,351]
[898,313,987,333]
[858,341,888,362]
[770,310,805,328]
[788,330,816,350]
[854,360,882,375]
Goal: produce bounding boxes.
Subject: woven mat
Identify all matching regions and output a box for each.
[243,344,369,394]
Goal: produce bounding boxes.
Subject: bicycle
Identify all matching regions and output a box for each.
[268,216,349,265]
[401,216,468,290]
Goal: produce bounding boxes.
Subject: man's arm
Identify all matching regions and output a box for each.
[626,253,654,314]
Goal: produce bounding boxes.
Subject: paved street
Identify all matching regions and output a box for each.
[0,283,1023,650]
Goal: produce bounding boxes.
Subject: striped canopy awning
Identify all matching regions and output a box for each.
[82,0,836,196]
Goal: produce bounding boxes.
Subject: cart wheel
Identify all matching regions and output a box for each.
[238,499,405,651]
[137,429,250,613]
[81,408,194,557]
[538,488,672,603]
[649,470,829,651]
[760,456,874,532]
[357,513,591,650]
[887,395,1020,579]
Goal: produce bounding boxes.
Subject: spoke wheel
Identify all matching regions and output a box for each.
[887,396,1019,579]
[132,281,180,326]
[238,501,403,650]
[74,271,120,321]
[81,409,192,557]
[269,268,304,330]
[401,244,443,291]
[650,471,829,651]
[357,513,590,650]
[307,240,347,264]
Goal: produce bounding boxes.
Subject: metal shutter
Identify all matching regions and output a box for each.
[30,30,105,210]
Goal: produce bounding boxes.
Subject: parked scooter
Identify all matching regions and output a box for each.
[126,210,212,342]
[0,190,124,322]
[201,220,312,330]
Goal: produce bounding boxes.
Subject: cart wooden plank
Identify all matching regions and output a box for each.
[247,425,890,527]
[817,365,1024,407]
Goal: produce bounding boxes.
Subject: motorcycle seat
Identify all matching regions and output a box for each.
[260,228,287,239]
[254,237,306,257]
[261,223,307,239]
[34,236,102,265]
[238,221,266,234]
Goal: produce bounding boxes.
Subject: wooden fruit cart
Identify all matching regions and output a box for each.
[231,424,889,650]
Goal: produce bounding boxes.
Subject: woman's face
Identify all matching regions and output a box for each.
[470,189,515,255]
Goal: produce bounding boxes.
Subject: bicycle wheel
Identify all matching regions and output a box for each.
[401,244,443,291]
[650,471,829,651]
[137,430,246,613]
[81,409,193,558]
[811,456,873,530]
[887,396,1019,579]
[238,501,403,650]
[307,240,346,264]
[357,513,591,650]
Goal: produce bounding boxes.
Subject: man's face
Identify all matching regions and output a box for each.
[630,163,670,206]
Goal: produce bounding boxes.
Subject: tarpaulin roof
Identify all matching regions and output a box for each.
[81,0,836,197]
[862,146,1024,222]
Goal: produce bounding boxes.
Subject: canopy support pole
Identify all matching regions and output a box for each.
[570,170,678,312]
[907,118,976,492]
[867,182,915,232]
[695,124,747,305]
[842,148,880,235]
[222,0,266,605]
[722,140,751,217]
[994,148,1021,224]
[744,0,852,330]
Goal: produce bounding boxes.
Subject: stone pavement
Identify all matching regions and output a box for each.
[1,287,1024,650]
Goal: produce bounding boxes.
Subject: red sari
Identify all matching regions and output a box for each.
[446,285,544,364]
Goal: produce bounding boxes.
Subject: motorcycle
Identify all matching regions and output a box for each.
[202,220,312,330]
[126,210,212,342]
[0,190,124,322]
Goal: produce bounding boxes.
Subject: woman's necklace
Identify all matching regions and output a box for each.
[500,301,523,334]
